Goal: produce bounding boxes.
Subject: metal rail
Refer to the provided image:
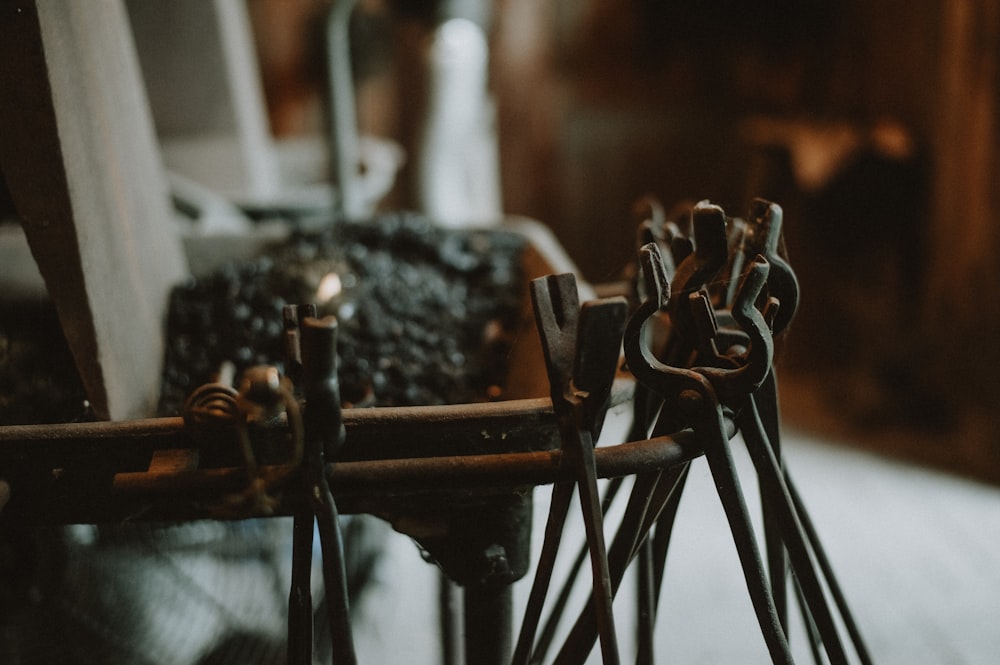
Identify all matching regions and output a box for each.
[0,393,710,526]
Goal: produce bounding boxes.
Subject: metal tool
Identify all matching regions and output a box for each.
[728,199,805,642]
[525,478,629,665]
[736,393,854,665]
[623,242,795,665]
[741,199,800,337]
[546,240,779,665]
[624,201,869,664]
[547,453,690,665]
[664,201,730,364]
[286,311,357,665]
[511,273,627,665]
[547,207,723,665]
[182,362,304,519]
[736,371,873,665]
[635,206,759,662]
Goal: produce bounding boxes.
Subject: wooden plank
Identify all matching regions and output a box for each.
[0,0,188,420]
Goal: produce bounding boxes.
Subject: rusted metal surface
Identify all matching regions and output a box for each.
[0,401,710,527]
[0,398,557,469]
[621,239,794,665]
[0,194,876,664]
[503,197,872,665]
[289,314,356,665]
[512,274,627,665]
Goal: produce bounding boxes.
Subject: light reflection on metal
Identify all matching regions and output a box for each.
[316,272,343,303]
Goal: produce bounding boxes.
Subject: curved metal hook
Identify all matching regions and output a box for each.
[746,199,799,335]
[624,244,713,416]
[668,202,730,341]
[695,255,775,404]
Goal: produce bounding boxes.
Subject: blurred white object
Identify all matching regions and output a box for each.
[130,0,404,218]
[168,171,253,235]
[416,17,503,227]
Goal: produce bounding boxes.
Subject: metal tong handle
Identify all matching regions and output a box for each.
[512,275,625,665]
[740,390,874,665]
[288,313,357,665]
[742,199,799,335]
[624,244,794,665]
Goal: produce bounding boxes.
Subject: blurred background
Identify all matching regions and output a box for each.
[2,2,1000,663]
[243,0,1000,485]
[3,0,997,480]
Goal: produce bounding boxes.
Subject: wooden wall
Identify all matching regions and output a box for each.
[490,0,1000,482]
[245,0,1000,481]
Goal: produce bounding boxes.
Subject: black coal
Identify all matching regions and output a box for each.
[0,302,91,425]
[158,213,526,415]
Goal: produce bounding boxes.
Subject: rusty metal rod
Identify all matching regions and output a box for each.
[2,430,705,525]
[0,397,560,462]
[112,432,703,497]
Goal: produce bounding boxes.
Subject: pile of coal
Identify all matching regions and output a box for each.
[158,213,526,414]
[0,302,91,425]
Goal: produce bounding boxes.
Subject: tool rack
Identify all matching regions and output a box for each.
[0,203,873,665]
[0,3,873,664]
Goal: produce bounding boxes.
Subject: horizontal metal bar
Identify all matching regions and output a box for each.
[113,431,704,498]
[10,432,702,524]
[0,429,711,525]
[0,397,561,466]
[0,381,725,526]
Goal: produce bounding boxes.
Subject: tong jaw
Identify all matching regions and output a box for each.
[531,273,581,412]
[531,274,627,441]
[667,202,730,343]
[625,242,775,428]
[693,254,775,404]
[744,199,800,336]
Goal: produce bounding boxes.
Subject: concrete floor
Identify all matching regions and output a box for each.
[349,404,1000,664]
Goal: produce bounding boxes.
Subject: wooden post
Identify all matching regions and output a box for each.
[0,0,189,420]
[921,0,1000,411]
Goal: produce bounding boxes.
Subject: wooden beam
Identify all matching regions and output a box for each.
[0,0,188,420]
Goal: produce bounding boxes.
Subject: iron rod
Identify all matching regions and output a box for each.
[465,583,513,665]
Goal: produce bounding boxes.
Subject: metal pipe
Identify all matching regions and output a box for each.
[464,582,512,665]
[2,431,706,525]
[112,432,703,498]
